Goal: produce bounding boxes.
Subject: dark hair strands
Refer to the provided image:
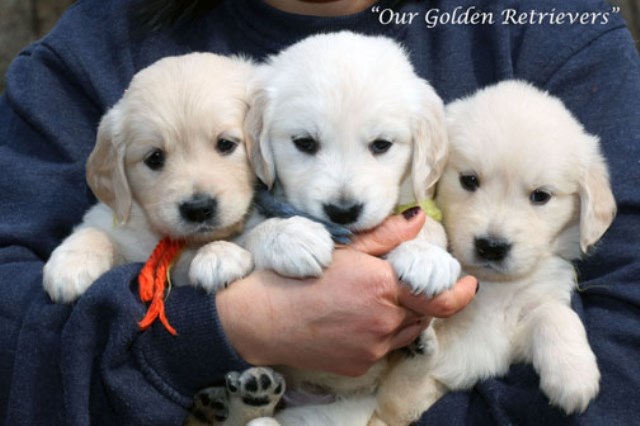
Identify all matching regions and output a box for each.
[133,0,408,31]
[132,0,223,32]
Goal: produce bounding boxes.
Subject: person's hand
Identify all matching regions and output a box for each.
[349,209,478,319]
[216,209,477,376]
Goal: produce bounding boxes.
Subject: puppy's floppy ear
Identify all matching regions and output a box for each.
[579,137,616,253]
[244,86,276,188]
[411,81,448,201]
[86,106,133,224]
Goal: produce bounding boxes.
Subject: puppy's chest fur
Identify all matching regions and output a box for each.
[81,202,159,263]
[82,201,218,286]
[431,255,576,389]
[278,360,388,398]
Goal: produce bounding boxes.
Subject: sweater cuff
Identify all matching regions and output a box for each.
[134,285,251,406]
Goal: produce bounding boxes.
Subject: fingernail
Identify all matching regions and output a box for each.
[475,281,480,294]
[402,206,421,220]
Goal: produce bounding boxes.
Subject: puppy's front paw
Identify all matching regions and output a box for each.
[403,327,438,359]
[189,241,253,292]
[43,228,115,303]
[246,217,334,278]
[186,386,229,425]
[246,418,281,426]
[539,349,600,414]
[386,240,460,297]
[226,367,285,421]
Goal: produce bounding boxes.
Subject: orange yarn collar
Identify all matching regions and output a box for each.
[138,237,185,336]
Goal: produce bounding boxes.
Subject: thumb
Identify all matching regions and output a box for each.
[350,207,426,256]
[398,275,478,318]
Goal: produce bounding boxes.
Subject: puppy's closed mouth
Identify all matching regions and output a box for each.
[183,219,246,244]
[464,259,512,280]
[469,259,537,283]
[186,222,223,236]
[166,222,222,241]
[474,261,505,272]
[193,227,217,237]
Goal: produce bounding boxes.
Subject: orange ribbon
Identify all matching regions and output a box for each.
[138,237,184,336]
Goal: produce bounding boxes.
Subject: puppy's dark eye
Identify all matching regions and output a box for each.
[144,149,165,171]
[369,139,393,155]
[292,136,319,155]
[530,189,552,205]
[460,174,480,192]
[217,138,238,155]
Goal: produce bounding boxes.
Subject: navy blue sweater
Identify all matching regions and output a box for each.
[1,0,639,424]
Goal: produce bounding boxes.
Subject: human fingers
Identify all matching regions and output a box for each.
[350,207,426,256]
[388,317,431,351]
[397,275,478,318]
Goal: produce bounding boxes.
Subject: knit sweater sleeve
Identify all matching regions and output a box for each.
[0,5,249,426]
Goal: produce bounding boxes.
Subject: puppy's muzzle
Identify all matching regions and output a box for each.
[323,202,363,225]
[474,236,511,262]
[179,194,217,224]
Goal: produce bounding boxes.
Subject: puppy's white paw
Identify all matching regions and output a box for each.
[247,418,281,426]
[539,348,600,414]
[386,240,460,297]
[404,327,439,359]
[189,241,253,292]
[245,217,334,278]
[43,228,115,303]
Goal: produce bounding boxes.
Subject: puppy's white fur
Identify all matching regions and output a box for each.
[373,81,616,424]
[43,53,256,302]
[243,31,459,294]
[238,31,460,425]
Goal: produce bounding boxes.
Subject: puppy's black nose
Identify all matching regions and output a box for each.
[475,236,511,262]
[179,194,217,223]
[323,203,363,225]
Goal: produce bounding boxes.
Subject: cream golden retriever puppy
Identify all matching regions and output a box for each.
[43,53,255,303]
[201,31,461,426]
[372,81,616,425]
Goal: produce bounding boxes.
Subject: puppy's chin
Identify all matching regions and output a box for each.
[463,263,518,283]
[156,221,245,245]
[461,258,539,282]
[329,202,396,233]
[343,217,384,233]
[327,210,391,234]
